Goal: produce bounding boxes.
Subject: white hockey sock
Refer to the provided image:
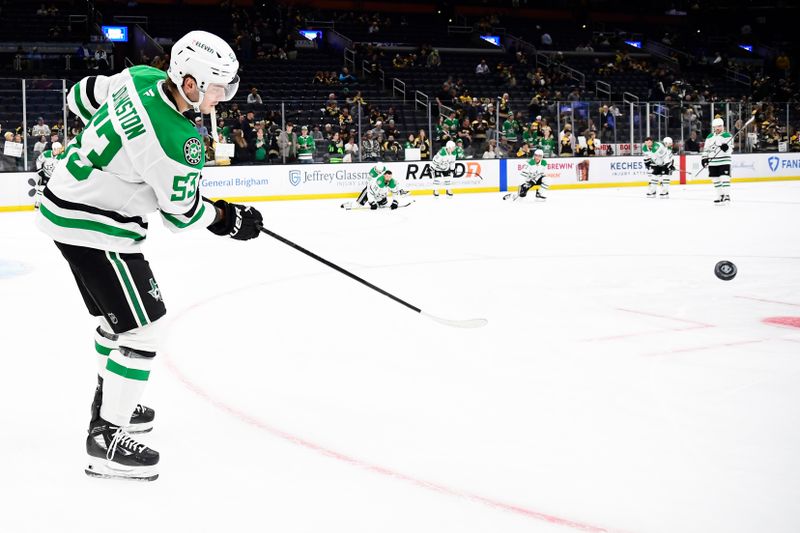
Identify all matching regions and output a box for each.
[721,177,731,194]
[95,320,118,378]
[100,347,154,427]
[647,180,657,194]
[711,177,722,197]
[661,178,670,192]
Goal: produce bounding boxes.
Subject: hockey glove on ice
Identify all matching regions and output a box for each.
[390,200,399,210]
[207,199,263,241]
[720,143,729,152]
[370,202,378,210]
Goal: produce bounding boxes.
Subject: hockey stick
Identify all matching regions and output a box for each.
[257,226,488,328]
[341,199,415,210]
[691,113,756,179]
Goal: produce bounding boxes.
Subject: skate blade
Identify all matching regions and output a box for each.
[85,460,158,482]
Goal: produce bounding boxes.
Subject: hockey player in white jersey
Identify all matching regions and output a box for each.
[432,140,457,197]
[644,136,674,198]
[33,141,64,207]
[702,117,734,204]
[503,148,549,201]
[350,164,406,210]
[38,30,263,481]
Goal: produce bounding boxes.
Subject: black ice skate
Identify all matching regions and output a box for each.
[659,191,669,198]
[92,376,155,433]
[714,196,725,205]
[646,191,657,198]
[85,419,159,481]
[535,191,547,201]
[446,190,454,197]
[723,194,731,203]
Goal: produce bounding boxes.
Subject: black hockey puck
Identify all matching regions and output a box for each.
[714,260,737,281]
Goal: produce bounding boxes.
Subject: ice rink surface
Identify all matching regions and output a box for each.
[1,182,800,533]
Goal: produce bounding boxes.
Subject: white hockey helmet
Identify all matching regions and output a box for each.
[445,140,456,152]
[51,141,63,154]
[662,136,673,147]
[168,31,240,112]
[534,148,544,157]
[712,117,724,128]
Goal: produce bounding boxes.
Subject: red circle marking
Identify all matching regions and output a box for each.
[763,317,800,329]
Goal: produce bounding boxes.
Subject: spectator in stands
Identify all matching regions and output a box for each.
[502,114,521,148]
[278,123,298,162]
[47,132,60,151]
[343,136,359,162]
[498,93,512,120]
[327,132,345,163]
[476,59,490,76]
[370,120,385,142]
[194,117,209,139]
[516,142,532,159]
[482,139,498,159]
[471,115,489,153]
[383,135,402,161]
[76,43,92,69]
[457,119,473,152]
[94,49,109,71]
[247,87,263,106]
[361,130,381,162]
[416,129,431,160]
[312,71,325,84]
[775,52,791,78]
[297,126,316,164]
[33,135,48,158]
[684,130,701,153]
[232,129,252,164]
[241,111,256,142]
[558,124,576,156]
[427,49,441,69]
[599,105,615,142]
[253,128,268,163]
[32,117,50,138]
[338,67,357,84]
[497,138,512,158]
[385,119,398,139]
[325,93,339,118]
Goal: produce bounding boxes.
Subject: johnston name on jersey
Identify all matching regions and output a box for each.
[38,65,217,252]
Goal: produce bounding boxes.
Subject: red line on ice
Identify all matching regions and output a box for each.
[736,296,800,308]
[161,287,617,533]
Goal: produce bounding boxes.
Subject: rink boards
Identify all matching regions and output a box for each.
[2,152,799,211]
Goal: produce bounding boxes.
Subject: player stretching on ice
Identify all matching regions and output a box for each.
[432,140,457,197]
[38,30,264,481]
[345,164,408,210]
[702,117,733,204]
[504,148,549,201]
[33,141,64,208]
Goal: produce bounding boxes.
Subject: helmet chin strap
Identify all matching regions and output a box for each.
[176,83,204,113]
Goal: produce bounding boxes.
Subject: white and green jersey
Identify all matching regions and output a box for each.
[297,134,315,160]
[432,147,456,172]
[703,130,734,166]
[653,143,674,167]
[454,146,465,159]
[642,141,661,166]
[521,157,547,181]
[35,149,66,182]
[38,65,217,252]
[366,173,399,202]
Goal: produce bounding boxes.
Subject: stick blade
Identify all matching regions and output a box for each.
[422,311,488,329]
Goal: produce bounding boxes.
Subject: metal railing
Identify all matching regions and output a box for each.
[596,81,611,99]
[1,83,797,172]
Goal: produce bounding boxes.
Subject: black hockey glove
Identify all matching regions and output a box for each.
[377,197,388,208]
[390,199,399,210]
[207,199,263,241]
[370,202,378,210]
[720,143,729,152]
[669,162,676,172]
[644,160,653,170]
[701,157,709,168]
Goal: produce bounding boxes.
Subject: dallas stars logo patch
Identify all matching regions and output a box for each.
[147,278,162,301]
[184,138,203,166]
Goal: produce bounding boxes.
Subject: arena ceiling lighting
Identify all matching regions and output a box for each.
[480,35,501,46]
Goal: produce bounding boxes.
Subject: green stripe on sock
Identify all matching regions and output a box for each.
[95,341,112,356]
[108,252,148,326]
[106,358,150,381]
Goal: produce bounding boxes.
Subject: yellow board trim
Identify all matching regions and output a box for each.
[3,177,798,211]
